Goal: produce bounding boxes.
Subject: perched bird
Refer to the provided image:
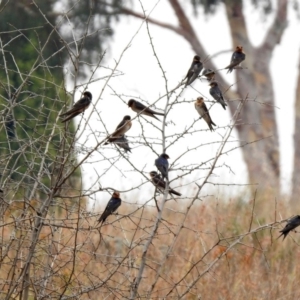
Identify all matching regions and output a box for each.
[202,68,215,81]
[128,99,165,121]
[98,191,122,224]
[104,115,132,145]
[225,46,246,73]
[60,91,92,123]
[113,135,132,153]
[155,153,169,180]
[184,55,203,87]
[149,171,181,196]
[278,215,300,240]
[194,97,216,131]
[209,81,227,110]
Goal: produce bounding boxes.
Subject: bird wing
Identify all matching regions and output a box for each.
[106,198,121,214]
[134,101,147,111]
[156,160,168,178]
[186,62,203,85]
[153,175,166,189]
[116,118,126,130]
[61,96,90,116]
[112,121,131,137]
[227,52,245,68]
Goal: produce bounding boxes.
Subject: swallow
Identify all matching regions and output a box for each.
[202,68,215,81]
[149,171,181,196]
[194,97,216,131]
[225,46,246,74]
[104,115,132,145]
[128,99,165,121]
[155,153,169,180]
[184,55,203,87]
[60,91,92,123]
[278,215,300,240]
[113,135,132,153]
[209,81,227,110]
[98,191,122,224]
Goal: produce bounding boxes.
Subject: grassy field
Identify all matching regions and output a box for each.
[1,193,299,299]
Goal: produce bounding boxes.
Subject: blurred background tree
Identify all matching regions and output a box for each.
[0,0,121,199]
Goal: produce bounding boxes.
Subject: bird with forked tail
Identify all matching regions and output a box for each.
[209,81,227,110]
[98,191,122,224]
[128,99,165,121]
[278,215,300,240]
[150,171,181,196]
[184,55,203,87]
[194,97,216,131]
[60,91,92,123]
[225,46,246,74]
[155,153,170,180]
[104,115,132,145]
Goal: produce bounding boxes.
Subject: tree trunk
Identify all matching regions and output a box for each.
[224,0,286,193]
[291,50,300,204]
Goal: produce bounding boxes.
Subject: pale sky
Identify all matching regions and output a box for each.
[65,0,300,208]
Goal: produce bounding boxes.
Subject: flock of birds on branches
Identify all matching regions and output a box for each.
[58,45,299,239]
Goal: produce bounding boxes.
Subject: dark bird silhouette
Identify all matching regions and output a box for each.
[225,46,246,73]
[113,135,132,153]
[202,68,215,81]
[104,115,132,145]
[60,91,92,123]
[194,97,216,131]
[98,191,122,224]
[155,153,169,180]
[184,55,203,87]
[209,81,227,110]
[149,171,181,196]
[128,99,164,121]
[278,215,300,240]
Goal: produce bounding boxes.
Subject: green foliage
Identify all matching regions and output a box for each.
[61,0,123,76]
[0,0,123,198]
[0,1,74,196]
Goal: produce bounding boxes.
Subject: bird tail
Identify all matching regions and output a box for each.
[104,137,116,145]
[98,213,106,224]
[59,111,70,117]
[154,112,165,117]
[170,189,181,196]
[221,101,227,110]
[209,124,215,132]
[61,114,75,123]
[226,68,233,74]
[276,233,284,240]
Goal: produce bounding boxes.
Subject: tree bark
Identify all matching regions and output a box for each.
[291,50,300,204]
[224,0,287,193]
[122,0,288,194]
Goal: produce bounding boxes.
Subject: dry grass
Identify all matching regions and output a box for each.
[1,193,299,299]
